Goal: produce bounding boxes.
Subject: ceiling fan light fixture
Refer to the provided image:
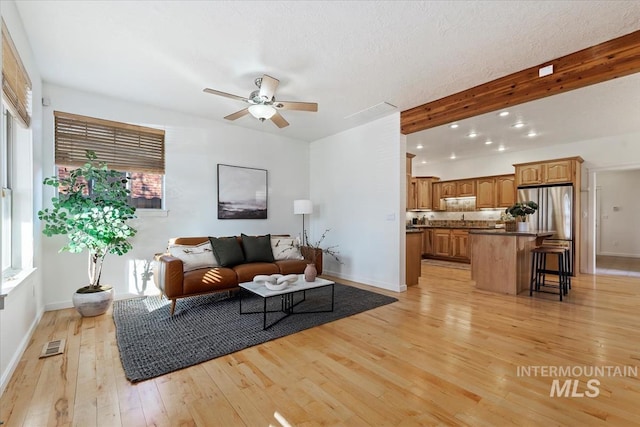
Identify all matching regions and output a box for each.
[248,104,276,120]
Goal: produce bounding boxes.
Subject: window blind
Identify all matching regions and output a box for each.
[2,19,32,128]
[54,111,165,174]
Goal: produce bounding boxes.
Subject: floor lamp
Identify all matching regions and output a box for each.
[293,199,313,245]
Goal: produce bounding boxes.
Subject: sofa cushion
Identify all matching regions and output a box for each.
[167,241,218,272]
[271,236,304,260]
[233,262,280,283]
[209,236,245,267]
[241,233,275,263]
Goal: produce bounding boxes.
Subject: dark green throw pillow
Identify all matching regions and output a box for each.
[209,236,245,267]
[241,233,275,263]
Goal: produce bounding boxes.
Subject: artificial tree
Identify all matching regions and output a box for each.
[38,150,137,293]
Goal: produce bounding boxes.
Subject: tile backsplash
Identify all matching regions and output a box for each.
[407,208,503,226]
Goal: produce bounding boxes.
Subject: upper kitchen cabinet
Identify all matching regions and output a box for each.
[476,174,515,208]
[456,180,476,197]
[476,177,496,208]
[441,182,457,198]
[496,175,516,207]
[431,181,445,211]
[406,153,416,210]
[416,177,440,210]
[515,157,584,187]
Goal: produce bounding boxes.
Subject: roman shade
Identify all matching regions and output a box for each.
[54,111,165,174]
[2,19,32,128]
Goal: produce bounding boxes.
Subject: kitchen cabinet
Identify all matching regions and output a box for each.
[476,177,496,208]
[407,178,417,210]
[476,174,515,208]
[441,182,456,198]
[433,229,452,257]
[406,153,416,210]
[416,177,439,210]
[431,182,444,211]
[545,159,573,183]
[515,157,583,187]
[451,229,470,260]
[496,175,515,207]
[516,164,544,186]
[428,228,470,262]
[423,228,434,255]
[456,180,476,197]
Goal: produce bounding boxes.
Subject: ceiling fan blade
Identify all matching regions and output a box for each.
[203,88,249,102]
[270,111,289,128]
[274,101,318,112]
[224,108,250,121]
[259,75,279,100]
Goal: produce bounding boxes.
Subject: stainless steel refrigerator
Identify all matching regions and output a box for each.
[518,184,574,275]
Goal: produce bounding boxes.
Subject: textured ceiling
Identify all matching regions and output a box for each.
[14,1,640,144]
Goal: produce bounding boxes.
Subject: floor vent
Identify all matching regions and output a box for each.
[39,339,66,358]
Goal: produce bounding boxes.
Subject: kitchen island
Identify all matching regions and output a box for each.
[469,229,554,295]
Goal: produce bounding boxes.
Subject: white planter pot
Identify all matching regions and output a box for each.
[72,286,114,317]
[517,221,529,232]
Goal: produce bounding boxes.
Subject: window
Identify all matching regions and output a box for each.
[1,108,12,272]
[53,111,165,209]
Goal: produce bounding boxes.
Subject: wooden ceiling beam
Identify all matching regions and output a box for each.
[401,30,640,134]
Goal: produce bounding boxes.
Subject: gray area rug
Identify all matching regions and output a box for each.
[113,283,397,382]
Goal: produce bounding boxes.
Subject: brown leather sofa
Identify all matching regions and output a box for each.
[154,236,323,314]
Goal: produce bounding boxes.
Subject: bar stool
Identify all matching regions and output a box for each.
[540,242,571,291]
[530,246,569,301]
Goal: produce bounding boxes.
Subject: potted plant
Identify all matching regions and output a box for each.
[505,201,538,231]
[38,150,137,316]
[301,229,342,282]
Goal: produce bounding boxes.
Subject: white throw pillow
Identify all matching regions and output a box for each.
[167,241,218,272]
[271,237,303,260]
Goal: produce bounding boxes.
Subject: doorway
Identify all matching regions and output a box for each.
[593,168,640,277]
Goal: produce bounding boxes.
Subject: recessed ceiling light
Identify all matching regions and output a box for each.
[468,132,478,138]
[485,140,493,145]
[449,123,459,129]
[450,153,457,159]
[512,122,525,128]
[527,131,537,137]
[416,144,423,149]
[498,111,510,117]
[498,146,506,151]
[421,160,427,164]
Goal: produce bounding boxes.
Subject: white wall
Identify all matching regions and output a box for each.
[1,0,45,395]
[596,169,640,257]
[309,113,405,291]
[40,84,311,309]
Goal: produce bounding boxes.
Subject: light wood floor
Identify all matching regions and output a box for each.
[596,255,640,278]
[2,265,640,426]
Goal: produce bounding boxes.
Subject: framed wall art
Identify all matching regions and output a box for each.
[217,164,268,219]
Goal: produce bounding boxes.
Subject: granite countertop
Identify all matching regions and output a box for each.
[468,229,555,237]
[406,229,424,234]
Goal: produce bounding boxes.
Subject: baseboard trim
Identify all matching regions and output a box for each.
[1,307,44,396]
[323,270,405,293]
[597,252,640,258]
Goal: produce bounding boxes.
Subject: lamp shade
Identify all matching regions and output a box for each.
[293,199,313,215]
[248,104,276,120]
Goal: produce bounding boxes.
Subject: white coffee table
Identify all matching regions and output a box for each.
[239,275,335,329]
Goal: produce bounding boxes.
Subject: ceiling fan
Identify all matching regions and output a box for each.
[203,74,318,128]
